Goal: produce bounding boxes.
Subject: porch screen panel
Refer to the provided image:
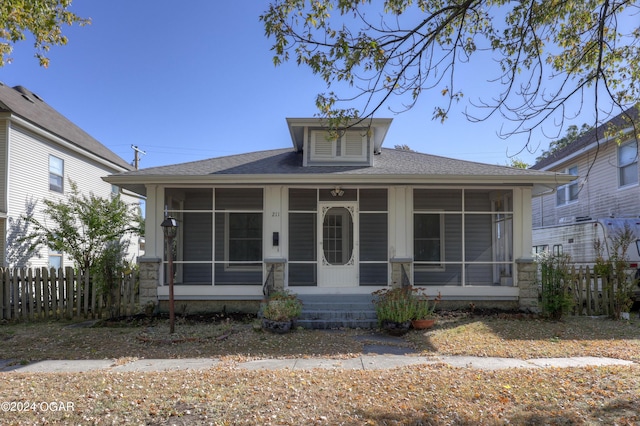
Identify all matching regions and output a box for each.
[413,187,516,287]
[360,189,388,285]
[163,189,214,286]
[464,214,493,285]
[289,189,318,286]
[414,189,462,211]
[359,189,387,211]
[289,213,317,286]
[415,264,462,286]
[182,212,213,284]
[359,213,388,285]
[214,188,263,286]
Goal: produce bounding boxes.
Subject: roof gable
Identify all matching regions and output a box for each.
[0,83,132,171]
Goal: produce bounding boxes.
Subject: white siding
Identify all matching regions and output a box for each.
[533,136,640,227]
[6,123,141,268]
[0,119,7,213]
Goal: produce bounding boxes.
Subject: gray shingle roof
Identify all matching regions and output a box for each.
[115,147,558,178]
[0,83,132,171]
[531,105,639,170]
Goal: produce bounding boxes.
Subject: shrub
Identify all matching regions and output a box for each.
[536,251,573,320]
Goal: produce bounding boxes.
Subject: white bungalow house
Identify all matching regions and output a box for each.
[105,118,575,314]
[0,83,141,268]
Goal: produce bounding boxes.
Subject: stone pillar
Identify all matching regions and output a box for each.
[264,258,286,292]
[517,258,539,312]
[390,257,412,288]
[138,257,161,310]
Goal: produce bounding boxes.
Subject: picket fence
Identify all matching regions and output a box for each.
[564,265,629,316]
[0,267,139,321]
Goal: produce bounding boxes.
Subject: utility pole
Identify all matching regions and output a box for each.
[131,145,146,170]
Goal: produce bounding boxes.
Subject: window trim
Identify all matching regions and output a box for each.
[556,165,579,206]
[617,140,638,188]
[49,155,64,193]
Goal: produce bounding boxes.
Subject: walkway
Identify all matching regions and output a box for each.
[0,355,633,373]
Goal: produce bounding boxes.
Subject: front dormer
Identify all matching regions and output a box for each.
[287,118,392,167]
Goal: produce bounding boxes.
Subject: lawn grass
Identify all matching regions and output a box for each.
[0,311,639,425]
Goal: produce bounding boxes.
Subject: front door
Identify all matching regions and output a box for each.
[318,203,358,286]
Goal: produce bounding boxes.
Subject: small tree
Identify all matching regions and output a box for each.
[21,180,142,274]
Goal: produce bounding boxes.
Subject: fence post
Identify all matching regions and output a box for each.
[0,268,5,320]
[42,268,50,320]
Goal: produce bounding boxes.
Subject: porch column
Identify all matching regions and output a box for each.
[517,258,539,312]
[390,257,412,288]
[264,258,286,292]
[138,257,161,310]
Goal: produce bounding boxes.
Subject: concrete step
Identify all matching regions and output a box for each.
[296,294,378,329]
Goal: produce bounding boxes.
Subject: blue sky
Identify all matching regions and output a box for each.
[0,1,599,169]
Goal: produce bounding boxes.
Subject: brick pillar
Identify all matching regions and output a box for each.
[517,258,539,312]
[390,258,412,288]
[264,258,286,292]
[138,257,161,311]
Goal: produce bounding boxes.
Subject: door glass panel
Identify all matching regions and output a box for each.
[323,207,353,265]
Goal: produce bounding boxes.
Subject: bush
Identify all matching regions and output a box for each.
[262,290,302,322]
[536,251,573,320]
[372,286,440,325]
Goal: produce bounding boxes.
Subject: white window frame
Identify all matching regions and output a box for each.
[49,155,64,193]
[617,140,638,188]
[556,165,578,206]
[49,249,62,270]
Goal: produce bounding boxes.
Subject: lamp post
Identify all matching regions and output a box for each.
[161,216,178,334]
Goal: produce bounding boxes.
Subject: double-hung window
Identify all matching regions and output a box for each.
[618,140,638,187]
[556,166,578,206]
[49,155,64,193]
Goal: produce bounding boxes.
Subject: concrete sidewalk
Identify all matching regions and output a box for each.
[0,355,634,373]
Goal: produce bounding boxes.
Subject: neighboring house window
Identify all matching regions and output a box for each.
[556,166,578,206]
[49,250,62,270]
[532,245,549,255]
[553,244,563,255]
[618,140,638,187]
[49,155,64,192]
[111,184,120,195]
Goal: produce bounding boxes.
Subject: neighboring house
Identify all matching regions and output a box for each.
[0,83,141,269]
[530,105,640,227]
[106,118,573,311]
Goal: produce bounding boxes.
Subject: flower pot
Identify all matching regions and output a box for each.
[381,320,412,336]
[262,318,293,334]
[411,318,436,330]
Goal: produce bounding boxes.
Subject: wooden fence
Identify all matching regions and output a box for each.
[564,265,628,316]
[0,267,139,321]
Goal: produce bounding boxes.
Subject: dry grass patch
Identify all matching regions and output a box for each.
[408,313,640,361]
[1,312,639,425]
[1,365,638,425]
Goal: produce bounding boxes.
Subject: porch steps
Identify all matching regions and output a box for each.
[296,295,378,329]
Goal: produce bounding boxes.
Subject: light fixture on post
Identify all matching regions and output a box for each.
[161,216,178,334]
[330,186,344,197]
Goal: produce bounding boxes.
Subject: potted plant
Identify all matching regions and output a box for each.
[409,289,441,330]
[261,290,303,334]
[372,287,414,335]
